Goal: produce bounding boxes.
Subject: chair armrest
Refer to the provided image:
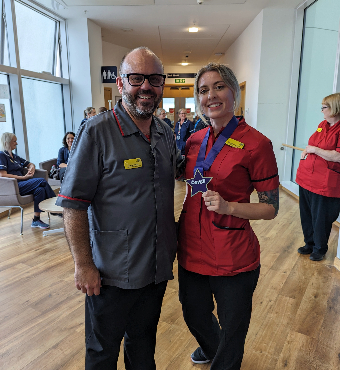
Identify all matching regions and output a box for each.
[0,177,20,196]
[39,158,58,171]
[34,169,48,181]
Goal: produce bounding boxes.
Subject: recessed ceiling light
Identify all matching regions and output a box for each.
[181,62,189,66]
[189,27,198,33]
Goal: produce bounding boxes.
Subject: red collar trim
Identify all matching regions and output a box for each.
[112,108,125,136]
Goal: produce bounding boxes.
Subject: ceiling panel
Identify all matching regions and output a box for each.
[155,0,246,4]
[159,25,230,40]
[62,0,154,5]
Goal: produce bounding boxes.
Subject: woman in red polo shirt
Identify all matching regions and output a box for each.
[296,93,340,261]
[177,63,279,370]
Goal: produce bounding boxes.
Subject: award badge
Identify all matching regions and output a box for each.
[185,116,239,196]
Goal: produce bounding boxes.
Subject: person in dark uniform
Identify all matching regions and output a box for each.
[177,63,279,370]
[174,108,193,155]
[57,47,184,370]
[296,92,340,261]
[0,132,56,229]
[57,131,75,182]
[191,114,209,133]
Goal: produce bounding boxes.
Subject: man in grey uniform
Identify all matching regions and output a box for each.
[57,47,183,370]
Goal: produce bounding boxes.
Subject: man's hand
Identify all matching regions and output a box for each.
[74,263,101,296]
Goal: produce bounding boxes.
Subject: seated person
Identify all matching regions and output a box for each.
[57,131,75,182]
[0,132,56,229]
[156,108,173,128]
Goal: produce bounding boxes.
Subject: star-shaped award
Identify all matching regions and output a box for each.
[185,169,213,196]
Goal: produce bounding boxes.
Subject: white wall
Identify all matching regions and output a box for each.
[88,19,104,112]
[220,11,263,129]
[66,18,93,131]
[102,41,131,104]
[256,8,296,179]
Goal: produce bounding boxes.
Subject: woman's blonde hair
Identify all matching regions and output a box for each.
[0,132,15,152]
[322,93,340,117]
[84,107,95,118]
[178,108,187,115]
[194,63,240,124]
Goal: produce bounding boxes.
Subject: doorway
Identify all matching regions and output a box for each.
[104,87,112,110]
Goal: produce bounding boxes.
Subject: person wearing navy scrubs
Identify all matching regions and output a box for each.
[174,108,193,155]
[57,131,75,182]
[296,93,340,261]
[0,132,56,229]
[177,63,279,370]
[81,107,96,126]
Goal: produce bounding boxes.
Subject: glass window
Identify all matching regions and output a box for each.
[162,98,175,112]
[291,0,340,182]
[1,0,10,66]
[22,78,65,165]
[0,73,14,139]
[185,97,195,114]
[15,1,58,74]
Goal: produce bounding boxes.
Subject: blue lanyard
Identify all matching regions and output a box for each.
[194,115,238,176]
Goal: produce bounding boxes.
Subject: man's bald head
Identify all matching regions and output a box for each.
[119,47,164,76]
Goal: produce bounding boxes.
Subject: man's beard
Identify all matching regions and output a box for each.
[122,86,162,120]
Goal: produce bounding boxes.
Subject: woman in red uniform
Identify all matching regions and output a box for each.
[296,93,340,261]
[177,63,279,370]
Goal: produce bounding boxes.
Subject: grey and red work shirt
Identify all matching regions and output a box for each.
[56,101,183,289]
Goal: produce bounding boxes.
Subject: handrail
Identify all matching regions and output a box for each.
[282,143,304,151]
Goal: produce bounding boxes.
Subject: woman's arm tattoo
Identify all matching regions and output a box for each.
[257,187,279,217]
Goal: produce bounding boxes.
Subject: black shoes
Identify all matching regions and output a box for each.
[297,245,325,261]
[190,347,211,364]
[297,245,313,254]
[309,251,325,261]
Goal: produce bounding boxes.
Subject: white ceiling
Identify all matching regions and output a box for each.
[34,0,303,67]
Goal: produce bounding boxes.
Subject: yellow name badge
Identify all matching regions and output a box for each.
[225,138,245,149]
[124,158,142,170]
[317,128,322,132]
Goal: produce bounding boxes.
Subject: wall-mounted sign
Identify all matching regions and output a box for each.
[175,79,185,83]
[0,104,6,122]
[186,108,191,113]
[0,84,10,99]
[169,108,175,113]
[101,66,117,83]
[167,73,196,78]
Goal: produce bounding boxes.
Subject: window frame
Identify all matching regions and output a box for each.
[0,0,71,160]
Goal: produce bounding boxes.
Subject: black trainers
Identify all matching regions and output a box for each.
[310,251,325,261]
[190,347,211,364]
[297,245,313,255]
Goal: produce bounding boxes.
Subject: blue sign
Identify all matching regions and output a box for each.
[102,66,117,83]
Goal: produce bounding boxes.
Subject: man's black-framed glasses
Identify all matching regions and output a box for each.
[121,73,166,87]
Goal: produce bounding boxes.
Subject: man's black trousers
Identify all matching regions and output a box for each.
[299,186,340,255]
[178,265,260,370]
[85,281,167,370]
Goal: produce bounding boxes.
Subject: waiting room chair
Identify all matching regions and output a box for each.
[0,169,48,235]
[39,158,61,187]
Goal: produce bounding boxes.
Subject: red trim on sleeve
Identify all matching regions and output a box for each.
[112,108,125,136]
[58,194,91,203]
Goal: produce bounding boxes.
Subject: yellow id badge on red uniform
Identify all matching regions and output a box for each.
[225,138,244,149]
[317,128,322,132]
[124,158,142,169]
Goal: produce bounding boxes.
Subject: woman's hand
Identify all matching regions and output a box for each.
[202,190,232,215]
[301,149,307,159]
[22,173,33,180]
[27,163,35,175]
[59,163,67,168]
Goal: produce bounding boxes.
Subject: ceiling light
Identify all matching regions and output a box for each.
[181,62,189,66]
[189,27,198,33]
